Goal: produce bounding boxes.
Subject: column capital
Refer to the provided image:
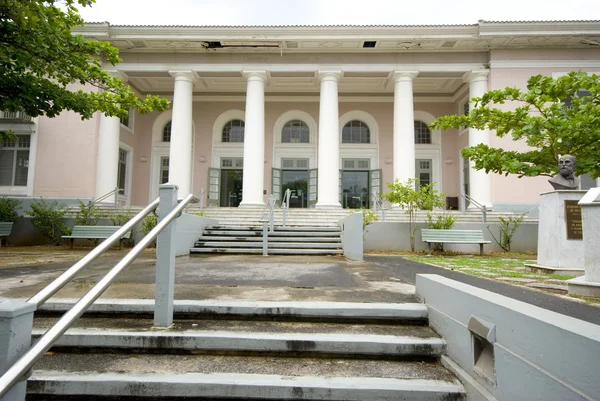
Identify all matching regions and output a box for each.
[242,70,268,82]
[463,70,490,84]
[318,71,342,83]
[392,71,419,82]
[169,70,198,83]
[105,70,129,82]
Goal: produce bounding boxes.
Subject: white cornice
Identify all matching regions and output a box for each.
[490,60,600,69]
[115,63,486,73]
[179,95,457,103]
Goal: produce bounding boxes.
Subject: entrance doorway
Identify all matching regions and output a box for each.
[340,158,381,209]
[272,158,309,208]
[220,169,243,207]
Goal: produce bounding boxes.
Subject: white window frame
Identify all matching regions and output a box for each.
[120,107,134,133]
[273,110,318,171]
[339,110,379,171]
[117,142,133,206]
[414,110,442,193]
[0,119,38,197]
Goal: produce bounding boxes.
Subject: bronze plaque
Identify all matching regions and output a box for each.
[564,200,583,240]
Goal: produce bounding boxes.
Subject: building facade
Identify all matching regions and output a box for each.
[1,20,599,210]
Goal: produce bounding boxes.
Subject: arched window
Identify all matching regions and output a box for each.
[222,119,245,142]
[414,121,431,144]
[282,120,309,143]
[162,121,172,142]
[342,120,370,144]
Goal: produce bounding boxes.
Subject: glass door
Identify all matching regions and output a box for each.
[220,158,243,207]
[282,170,308,208]
[342,171,369,209]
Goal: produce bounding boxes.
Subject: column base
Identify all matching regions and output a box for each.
[567,276,600,298]
[315,202,342,209]
[238,202,265,208]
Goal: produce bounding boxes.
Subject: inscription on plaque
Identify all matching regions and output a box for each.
[564,200,583,240]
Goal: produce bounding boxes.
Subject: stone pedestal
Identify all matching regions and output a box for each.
[0,299,36,400]
[568,188,600,297]
[529,190,587,274]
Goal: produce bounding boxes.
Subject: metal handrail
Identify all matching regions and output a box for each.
[372,192,386,222]
[27,198,160,307]
[460,193,487,223]
[281,189,291,227]
[0,194,195,398]
[259,194,276,256]
[89,186,119,209]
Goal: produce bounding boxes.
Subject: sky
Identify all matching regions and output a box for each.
[78,0,600,26]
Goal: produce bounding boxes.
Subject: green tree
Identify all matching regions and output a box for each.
[382,178,446,252]
[431,71,600,179]
[0,0,169,139]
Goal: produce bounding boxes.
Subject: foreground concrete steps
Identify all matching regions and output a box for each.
[27,300,464,400]
[193,225,343,255]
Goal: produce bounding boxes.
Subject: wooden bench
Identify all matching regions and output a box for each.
[62,225,131,249]
[0,222,13,247]
[421,229,491,256]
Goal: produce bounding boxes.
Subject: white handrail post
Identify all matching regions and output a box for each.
[0,300,35,401]
[262,220,268,256]
[154,184,178,327]
[268,194,275,233]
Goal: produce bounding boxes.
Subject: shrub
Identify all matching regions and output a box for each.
[489,213,526,252]
[140,213,158,236]
[75,200,104,226]
[29,199,69,245]
[361,208,378,227]
[0,197,21,222]
[382,178,446,252]
[110,208,134,226]
[426,212,459,252]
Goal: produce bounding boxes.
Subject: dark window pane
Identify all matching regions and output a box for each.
[414,121,431,144]
[14,150,29,186]
[0,150,14,185]
[282,120,309,143]
[342,120,370,144]
[222,120,245,142]
[163,121,172,142]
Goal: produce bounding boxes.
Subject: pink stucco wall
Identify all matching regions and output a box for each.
[34,110,99,198]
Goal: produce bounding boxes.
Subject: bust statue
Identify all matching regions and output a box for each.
[548,155,580,190]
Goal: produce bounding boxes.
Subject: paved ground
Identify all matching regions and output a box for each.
[0,251,598,325]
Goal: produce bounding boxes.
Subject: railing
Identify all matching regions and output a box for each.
[460,193,487,223]
[0,111,34,122]
[281,188,291,227]
[259,194,277,256]
[0,188,196,398]
[89,186,119,209]
[372,192,386,222]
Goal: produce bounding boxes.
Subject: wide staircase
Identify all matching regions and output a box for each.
[27,299,466,400]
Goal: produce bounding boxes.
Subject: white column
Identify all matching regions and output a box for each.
[316,71,342,209]
[465,70,492,208]
[392,71,419,186]
[240,71,267,208]
[168,70,196,199]
[95,113,120,202]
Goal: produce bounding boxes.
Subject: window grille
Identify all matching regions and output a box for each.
[414,121,431,144]
[281,158,309,170]
[0,134,30,186]
[221,158,243,169]
[342,158,370,170]
[342,120,370,144]
[163,121,171,142]
[282,120,310,143]
[222,120,245,142]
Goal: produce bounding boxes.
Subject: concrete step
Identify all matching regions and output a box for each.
[29,365,464,400]
[202,230,341,237]
[193,242,342,249]
[32,318,443,357]
[35,300,429,323]
[205,225,341,232]
[196,236,342,242]
[28,361,466,401]
[190,248,344,255]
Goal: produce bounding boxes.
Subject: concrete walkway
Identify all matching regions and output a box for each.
[0,252,598,324]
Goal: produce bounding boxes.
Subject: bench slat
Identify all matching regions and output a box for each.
[62,226,131,239]
[0,222,13,236]
[420,229,490,256]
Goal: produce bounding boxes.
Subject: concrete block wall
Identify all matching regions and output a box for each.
[416,274,600,401]
[364,222,538,254]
